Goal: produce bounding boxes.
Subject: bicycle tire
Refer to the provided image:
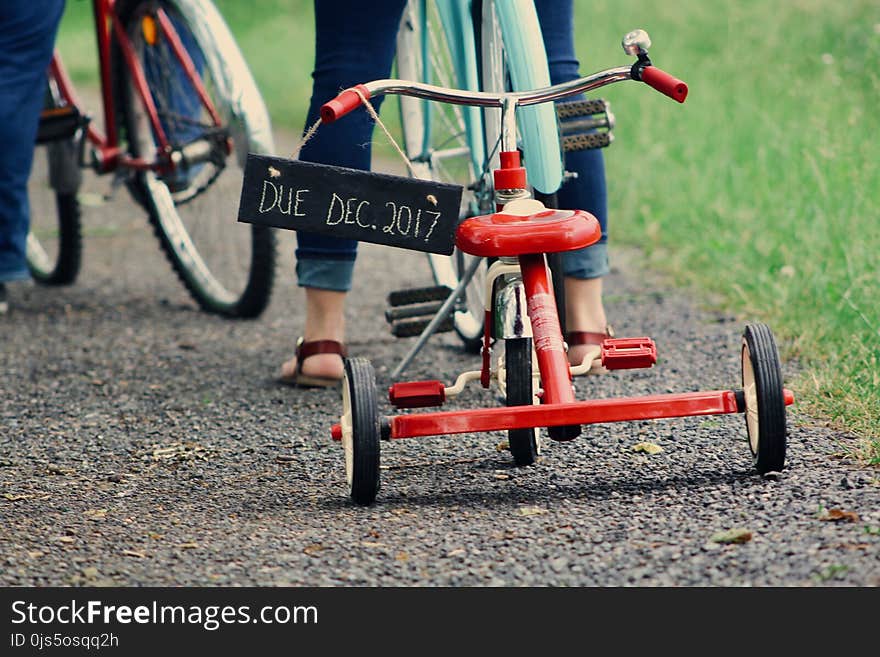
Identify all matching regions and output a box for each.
[396,0,490,354]
[27,93,84,286]
[113,0,276,319]
[396,1,566,352]
[506,336,538,466]
[26,158,82,286]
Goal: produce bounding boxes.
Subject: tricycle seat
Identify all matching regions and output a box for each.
[454,198,601,258]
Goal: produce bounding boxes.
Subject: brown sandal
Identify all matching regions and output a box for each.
[566,326,614,374]
[277,337,347,388]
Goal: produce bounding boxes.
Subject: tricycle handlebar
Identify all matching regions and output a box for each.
[320,63,686,124]
[319,28,688,123]
[637,66,688,103]
[319,84,372,123]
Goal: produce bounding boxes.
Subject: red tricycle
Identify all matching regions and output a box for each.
[321,29,794,505]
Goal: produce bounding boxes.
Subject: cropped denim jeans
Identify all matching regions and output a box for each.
[296,0,608,291]
[0,0,66,284]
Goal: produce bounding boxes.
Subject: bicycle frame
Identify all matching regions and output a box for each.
[47,0,225,174]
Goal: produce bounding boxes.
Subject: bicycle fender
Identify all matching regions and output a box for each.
[496,277,532,340]
[437,0,486,178]
[170,0,275,161]
[494,1,564,194]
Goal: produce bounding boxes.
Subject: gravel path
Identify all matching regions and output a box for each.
[1,153,878,588]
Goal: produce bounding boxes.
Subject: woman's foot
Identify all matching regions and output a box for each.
[278,338,347,387]
[566,327,614,373]
[564,276,608,368]
[277,287,347,386]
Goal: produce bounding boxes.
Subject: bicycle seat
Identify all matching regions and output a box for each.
[455,199,601,257]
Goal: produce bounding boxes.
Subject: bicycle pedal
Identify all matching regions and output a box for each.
[601,337,657,370]
[385,300,445,323]
[36,105,88,145]
[548,424,581,442]
[561,132,612,152]
[390,315,455,338]
[555,98,610,119]
[388,285,453,307]
[556,98,614,152]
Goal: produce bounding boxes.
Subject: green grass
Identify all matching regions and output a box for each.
[574,0,880,463]
[56,0,880,462]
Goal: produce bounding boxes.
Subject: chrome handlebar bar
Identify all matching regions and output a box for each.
[320,28,687,148]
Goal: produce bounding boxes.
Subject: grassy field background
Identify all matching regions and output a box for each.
[55,1,879,462]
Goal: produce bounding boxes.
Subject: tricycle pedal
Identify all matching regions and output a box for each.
[388,380,446,408]
[601,337,657,370]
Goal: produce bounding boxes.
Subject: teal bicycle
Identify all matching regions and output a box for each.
[388,0,612,374]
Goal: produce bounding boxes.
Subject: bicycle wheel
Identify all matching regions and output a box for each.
[26,146,82,286]
[505,336,539,466]
[396,0,490,353]
[114,0,276,318]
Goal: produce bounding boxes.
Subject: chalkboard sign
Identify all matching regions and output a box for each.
[237,154,463,256]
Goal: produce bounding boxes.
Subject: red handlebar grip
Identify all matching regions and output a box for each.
[641,66,688,103]
[320,84,371,123]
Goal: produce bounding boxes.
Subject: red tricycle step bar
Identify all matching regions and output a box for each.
[331,387,795,441]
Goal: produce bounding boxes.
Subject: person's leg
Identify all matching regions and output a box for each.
[534,0,611,367]
[280,0,407,382]
[0,1,65,288]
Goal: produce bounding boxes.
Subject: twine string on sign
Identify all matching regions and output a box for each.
[289,87,419,180]
[290,117,322,160]
[348,87,418,178]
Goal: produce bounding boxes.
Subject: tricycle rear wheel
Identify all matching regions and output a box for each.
[741,323,787,473]
[342,358,381,505]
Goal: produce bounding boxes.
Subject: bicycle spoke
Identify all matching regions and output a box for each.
[116,0,275,317]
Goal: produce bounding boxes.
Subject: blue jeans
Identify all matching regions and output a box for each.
[0,0,66,284]
[297,0,608,291]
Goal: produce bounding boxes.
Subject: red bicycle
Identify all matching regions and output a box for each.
[28,0,276,318]
[321,29,794,505]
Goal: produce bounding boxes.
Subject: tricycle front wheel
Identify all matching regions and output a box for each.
[505,337,539,466]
